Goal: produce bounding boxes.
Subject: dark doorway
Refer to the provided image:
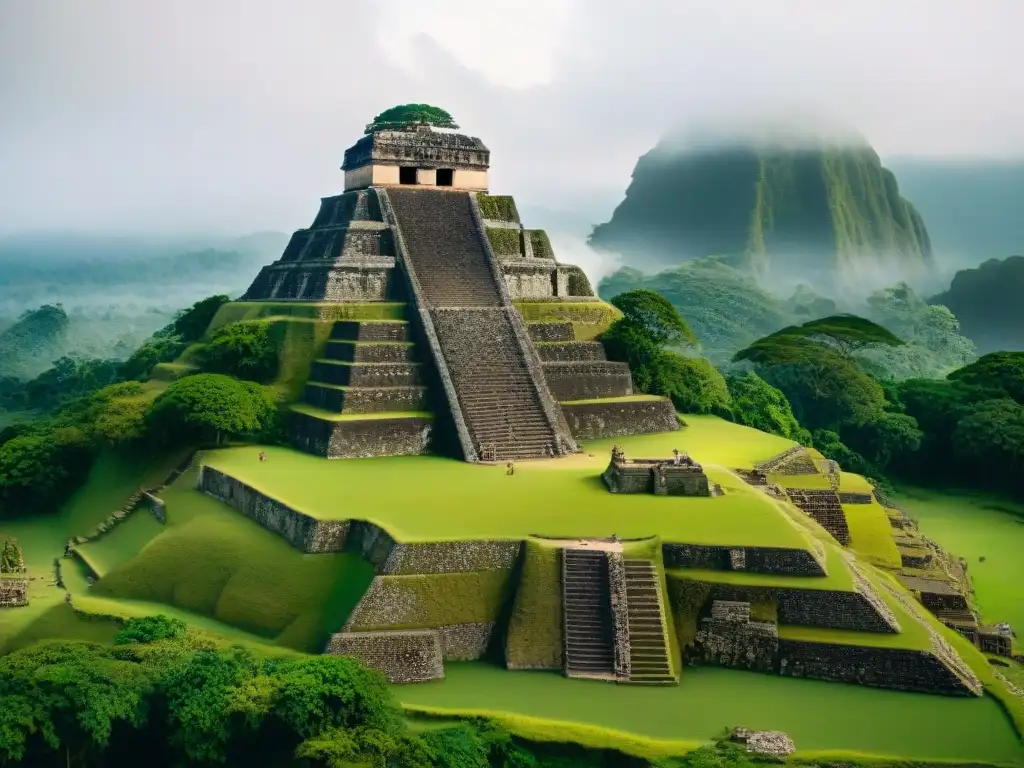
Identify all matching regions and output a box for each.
[436,168,454,186]
[550,269,559,297]
[399,166,418,185]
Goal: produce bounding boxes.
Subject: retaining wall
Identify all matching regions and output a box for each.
[542,361,634,401]
[663,544,826,576]
[777,639,979,695]
[561,397,679,440]
[198,466,349,553]
[324,630,444,683]
[289,410,433,458]
[666,579,898,634]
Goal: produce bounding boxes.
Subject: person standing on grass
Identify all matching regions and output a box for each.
[259,451,267,463]
[506,461,515,476]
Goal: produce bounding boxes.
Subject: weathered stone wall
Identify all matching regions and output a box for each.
[289,410,434,459]
[535,341,606,362]
[345,522,398,568]
[662,544,826,576]
[198,466,349,552]
[561,398,679,440]
[502,262,557,300]
[0,577,29,607]
[303,383,427,414]
[542,361,634,401]
[343,571,512,632]
[325,630,444,683]
[438,622,495,661]
[667,579,898,634]
[777,640,978,696]
[381,540,521,574]
[245,263,397,303]
[528,322,574,342]
[693,600,778,672]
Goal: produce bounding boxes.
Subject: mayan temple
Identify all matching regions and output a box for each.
[242,108,679,461]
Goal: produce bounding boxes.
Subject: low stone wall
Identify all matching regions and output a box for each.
[0,577,29,607]
[438,622,495,661]
[289,410,433,459]
[536,341,606,362]
[667,580,898,634]
[542,361,634,401]
[528,322,574,342]
[662,544,826,576]
[693,601,778,672]
[303,383,427,414]
[324,630,444,683]
[245,262,398,303]
[381,540,521,574]
[777,639,978,696]
[561,398,679,440]
[198,466,349,552]
[343,571,512,631]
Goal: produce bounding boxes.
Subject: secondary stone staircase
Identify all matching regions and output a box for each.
[303,320,429,414]
[622,559,676,684]
[384,187,569,461]
[562,549,616,678]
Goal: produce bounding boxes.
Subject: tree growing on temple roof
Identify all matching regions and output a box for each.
[364,103,459,133]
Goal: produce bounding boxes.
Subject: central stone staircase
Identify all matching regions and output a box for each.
[562,549,616,679]
[384,187,570,461]
[622,559,676,684]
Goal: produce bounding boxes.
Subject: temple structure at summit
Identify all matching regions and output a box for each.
[242,116,679,462]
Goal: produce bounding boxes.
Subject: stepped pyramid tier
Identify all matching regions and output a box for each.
[235,109,678,460]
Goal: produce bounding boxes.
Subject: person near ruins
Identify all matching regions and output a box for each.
[611,444,624,463]
[672,449,681,466]
[506,461,515,476]
[258,451,267,463]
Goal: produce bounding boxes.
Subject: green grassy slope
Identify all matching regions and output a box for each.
[0,451,179,648]
[398,663,1024,763]
[87,467,374,652]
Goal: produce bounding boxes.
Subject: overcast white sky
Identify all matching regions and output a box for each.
[0,0,1021,236]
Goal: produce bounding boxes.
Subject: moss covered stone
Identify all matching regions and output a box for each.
[344,571,513,631]
[477,194,520,223]
[526,230,555,260]
[486,227,523,257]
[505,539,562,670]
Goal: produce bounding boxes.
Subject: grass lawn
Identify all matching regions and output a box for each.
[397,662,1024,763]
[844,501,902,570]
[897,487,1024,634]
[201,416,814,548]
[87,467,375,652]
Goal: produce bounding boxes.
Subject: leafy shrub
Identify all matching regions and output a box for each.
[121,337,185,381]
[171,294,230,343]
[0,426,93,517]
[197,321,277,383]
[651,353,731,414]
[148,373,278,446]
[726,371,806,440]
[114,615,188,645]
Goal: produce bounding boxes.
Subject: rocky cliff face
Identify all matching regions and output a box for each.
[589,141,934,285]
